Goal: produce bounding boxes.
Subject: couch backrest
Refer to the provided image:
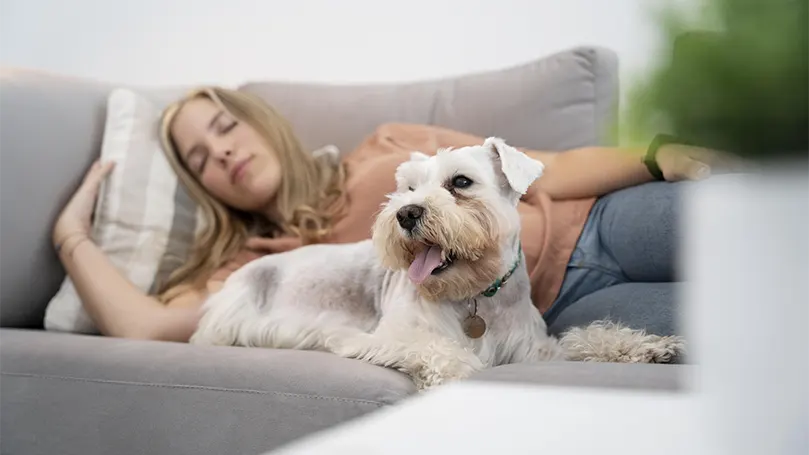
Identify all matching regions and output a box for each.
[0,46,618,329]
[239,46,618,155]
[0,70,113,328]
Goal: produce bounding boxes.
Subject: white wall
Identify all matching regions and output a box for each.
[1,0,681,97]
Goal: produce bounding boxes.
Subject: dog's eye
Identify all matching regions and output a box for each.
[452,175,473,189]
[408,186,415,192]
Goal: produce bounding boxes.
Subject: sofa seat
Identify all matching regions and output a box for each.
[1,328,688,455]
[0,329,416,455]
[470,359,686,391]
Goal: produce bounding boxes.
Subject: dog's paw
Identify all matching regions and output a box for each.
[642,335,686,364]
[412,365,473,391]
[410,355,483,391]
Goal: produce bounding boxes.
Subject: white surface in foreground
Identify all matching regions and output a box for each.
[683,171,809,455]
[269,381,703,455]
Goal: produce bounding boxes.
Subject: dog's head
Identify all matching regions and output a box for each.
[371,137,545,301]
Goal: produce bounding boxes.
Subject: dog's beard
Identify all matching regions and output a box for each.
[373,197,504,302]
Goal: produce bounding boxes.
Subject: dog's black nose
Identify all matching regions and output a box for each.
[396,204,424,231]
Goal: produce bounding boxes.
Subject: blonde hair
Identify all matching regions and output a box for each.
[157,87,347,302]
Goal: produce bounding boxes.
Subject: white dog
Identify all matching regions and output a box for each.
[190,137,684,389]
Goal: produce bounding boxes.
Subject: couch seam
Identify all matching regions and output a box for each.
[0,372,390,406]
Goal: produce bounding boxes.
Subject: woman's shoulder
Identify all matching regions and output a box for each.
[342,122,486,164]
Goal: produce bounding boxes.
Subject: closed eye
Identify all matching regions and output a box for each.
[220,120,237,134]
[186,146,208,174]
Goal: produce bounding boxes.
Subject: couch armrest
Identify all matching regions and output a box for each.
[0,69,115,328]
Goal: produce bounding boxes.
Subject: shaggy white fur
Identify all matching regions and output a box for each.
[190,138,685,390]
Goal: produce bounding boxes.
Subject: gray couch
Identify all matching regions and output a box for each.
[0,46,686,455]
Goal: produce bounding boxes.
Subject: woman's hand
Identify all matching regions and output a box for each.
[52,160,115,248]
[656,144,748,182]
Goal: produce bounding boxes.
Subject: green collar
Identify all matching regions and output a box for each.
[481,241,522,298]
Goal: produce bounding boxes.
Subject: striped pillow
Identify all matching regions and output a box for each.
[44,88,203,334]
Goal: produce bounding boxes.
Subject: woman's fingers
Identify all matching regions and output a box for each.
[676,155,712,180]
[79,160,115,195]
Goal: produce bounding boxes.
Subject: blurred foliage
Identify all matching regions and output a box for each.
[619,0,808,160]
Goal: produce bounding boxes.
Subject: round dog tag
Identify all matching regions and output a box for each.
[463,315,487,339]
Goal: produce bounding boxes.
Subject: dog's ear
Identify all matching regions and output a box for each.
[484,137,544,195]
[409,151,430,162]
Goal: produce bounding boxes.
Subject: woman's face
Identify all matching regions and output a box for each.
[170,97,282,213]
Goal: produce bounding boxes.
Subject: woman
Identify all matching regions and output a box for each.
[51,87,738,342]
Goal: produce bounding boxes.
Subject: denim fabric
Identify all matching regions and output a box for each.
[543,180,684,336]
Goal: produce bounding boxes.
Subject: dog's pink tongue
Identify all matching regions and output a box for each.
[408,245,443,284]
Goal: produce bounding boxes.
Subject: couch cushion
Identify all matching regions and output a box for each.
[0,328,416,455]
[238,46,618,156]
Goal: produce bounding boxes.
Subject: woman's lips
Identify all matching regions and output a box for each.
[230,156,253,184]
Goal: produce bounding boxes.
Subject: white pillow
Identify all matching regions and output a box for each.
[44,88,204,334]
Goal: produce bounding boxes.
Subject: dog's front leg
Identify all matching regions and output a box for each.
[392,328,484,390]
[327,324,483,391]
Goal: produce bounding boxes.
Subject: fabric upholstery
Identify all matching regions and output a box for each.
[239,46,619,156]
[1,329,687,455]
[0,329,416,455]
[469,360,686,391]
[0,69,112,328]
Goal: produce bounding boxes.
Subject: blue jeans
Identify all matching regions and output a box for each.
[543,180,685,337]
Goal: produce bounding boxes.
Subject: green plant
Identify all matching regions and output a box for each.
[620,0,808,160]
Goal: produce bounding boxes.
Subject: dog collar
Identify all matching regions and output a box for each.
[481,241,522,298]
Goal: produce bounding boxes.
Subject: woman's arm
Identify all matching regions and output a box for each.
[525,146,655,200]
[58,235,203,341]
[368,123,730,201]
[371,123,655,200]
[53,160,203,342]
[526,142,730,201]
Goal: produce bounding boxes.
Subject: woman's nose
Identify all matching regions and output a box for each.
[211,143,233,161]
